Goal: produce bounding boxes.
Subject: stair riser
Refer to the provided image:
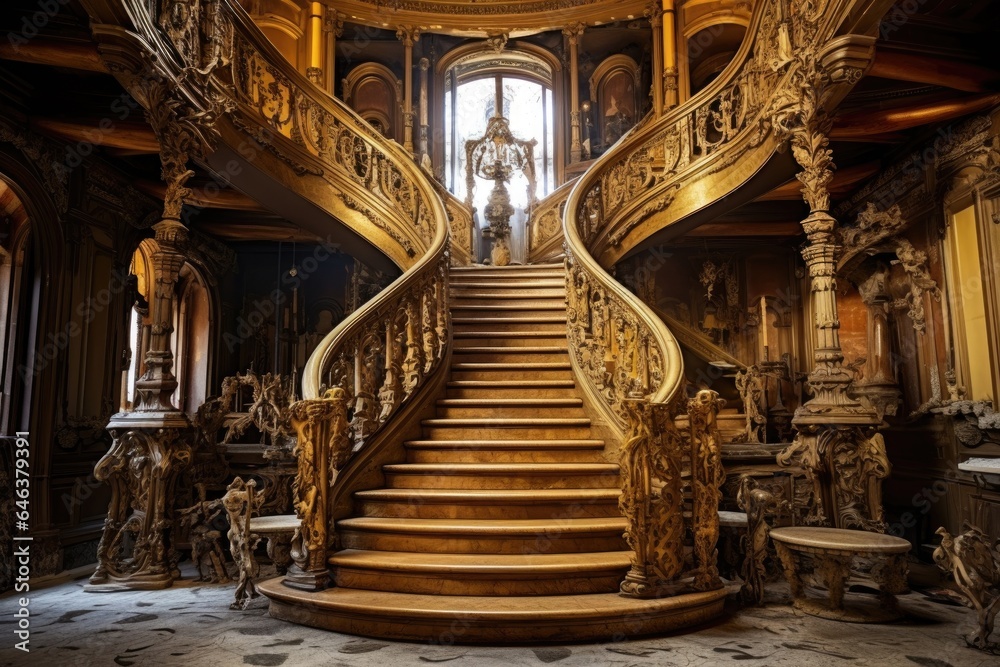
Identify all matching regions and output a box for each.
[422,426,591,440]
[452,351,569,364]
[453,337,567,348]
[452,320,566,333]
[450,369,574,381]
[451,299,566,310]
[406,448,604,464]
[452,310,567,320]
[355,499,622,519]
[451,285,566,295]
[332,569,625,596]
[435,406,585,419]
[384,472,620,489]
[338,531,627,554]
[452,290,567,300]
[446,386,578,399]
[449,272,564,282]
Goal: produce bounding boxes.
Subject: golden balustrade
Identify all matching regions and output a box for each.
[526,177,577,263]
[564,0,881,598]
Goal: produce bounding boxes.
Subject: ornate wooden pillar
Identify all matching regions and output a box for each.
[418,57,430,162]
[396,26,420,156]
[771,51,885,531]
[855,265,902,420]
[89,79,221,590]
[563,23,585,163]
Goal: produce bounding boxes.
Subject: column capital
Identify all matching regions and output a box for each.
[324,8,344,37]
[645,3,663,26]
[562,22,586,44]
[396,25,421,47]
[418,57,430,71]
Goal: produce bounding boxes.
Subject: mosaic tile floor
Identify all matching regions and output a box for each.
[0,566,993,667]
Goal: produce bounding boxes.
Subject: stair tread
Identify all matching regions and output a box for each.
[422,418,590,426]
[452,317,567,323]
[451,362,571,369]
[329,550,631,572]
[383,462,617,473]
[447,380,576,387]
[405,439,603,449]
[338,517,626,533]
[355,488,618,501]
[436,398,581,406]
[453,346,568,353]
[451,281,565,288]
[451,304,565,310]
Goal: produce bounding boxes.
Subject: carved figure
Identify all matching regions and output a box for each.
[222,477,263,609]
[934,524,1000,652]
[178,484,230,583]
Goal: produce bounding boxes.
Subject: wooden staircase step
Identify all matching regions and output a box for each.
[258,580,729,642]
[382,462,619,489]
[354,488,621,518]
[422,417,591,440]
[329,550,632,595]
[450,362,573,381]
[450,347,569,364]
[449,279,565,289]
[336,516,628,553]
[434,398,584,420]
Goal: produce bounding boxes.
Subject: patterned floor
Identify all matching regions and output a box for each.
[0,566,993,667]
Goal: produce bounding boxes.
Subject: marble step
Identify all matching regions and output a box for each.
[336,516,628,553]
[353,487,620,519]
[382,462,620,489]
[405,437,604,463]
[328,550,631,595]
[434,398,585,420]
[259,580,728,642]
[449,361,574,381]
[421,417,591,440]
[446,380,578,399]
[451,346,569,364]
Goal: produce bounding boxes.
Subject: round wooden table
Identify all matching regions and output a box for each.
[248,514,300,574]
[769,527,911,622]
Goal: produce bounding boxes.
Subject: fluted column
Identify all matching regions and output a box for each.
[418,57,430,161]
[647,3,664,117]
[563,23,585,163]
[396,26,420,155]
[306,2,324,85]
[662,0,678,108]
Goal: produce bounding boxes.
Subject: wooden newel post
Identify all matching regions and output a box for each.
[285,388,350,591]
[688,389,726,591]
[619,399,685,598]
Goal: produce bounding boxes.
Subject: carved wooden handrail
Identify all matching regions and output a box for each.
[565,0,879,598]
[572,0,878,266]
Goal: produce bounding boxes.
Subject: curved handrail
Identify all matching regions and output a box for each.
[91,0,452,440]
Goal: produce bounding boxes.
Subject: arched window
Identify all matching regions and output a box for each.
[443,49,558,262]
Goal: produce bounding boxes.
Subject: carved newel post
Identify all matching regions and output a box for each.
[770,51,887,531]
[285,388,350,590]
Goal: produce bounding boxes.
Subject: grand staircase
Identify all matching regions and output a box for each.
[260,264,727,641]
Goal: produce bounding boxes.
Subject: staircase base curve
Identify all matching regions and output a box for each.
[257,578,728,643]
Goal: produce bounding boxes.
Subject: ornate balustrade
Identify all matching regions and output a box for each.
[527,177,577,263]
[563,0,882,598]
[573,0,878,266]
[81,0,452,592]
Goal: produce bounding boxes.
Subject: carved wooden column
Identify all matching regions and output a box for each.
[688,389,726,591]
[89,81,213,590]
[771,53,884,531]
[662,0,679,108]
[418,57,430,161]
[647,4,664,117]
[324,8,344,95]
[396,26,420,156]
[286,388,350,590]
[563,23,585,163]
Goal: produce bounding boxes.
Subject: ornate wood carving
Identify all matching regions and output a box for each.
[688,389,727,591]
[222,476,262,609]
[934,523,1000,652]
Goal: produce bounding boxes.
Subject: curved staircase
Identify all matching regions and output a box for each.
[260,263,726,641]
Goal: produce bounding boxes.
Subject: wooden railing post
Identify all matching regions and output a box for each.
[687,389,726,591]
[619,399,685,598]
[285,388,350,591]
